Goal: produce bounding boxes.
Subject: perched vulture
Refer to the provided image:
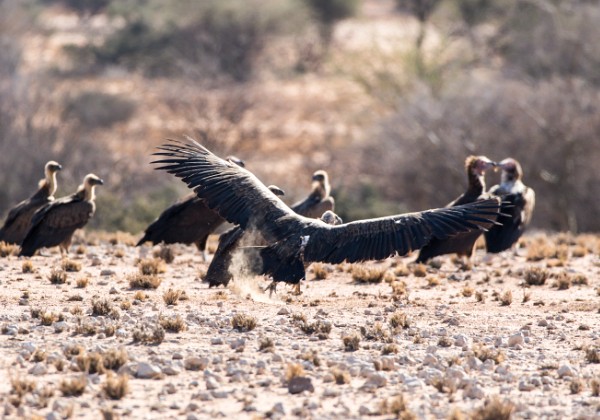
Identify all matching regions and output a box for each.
[19,174,104,257]
[485,158,535,253]
[205,171,340,288]
[415,156,496,263]
[136,156,244,260]
[0,161,62,245]
[153,138,502,291]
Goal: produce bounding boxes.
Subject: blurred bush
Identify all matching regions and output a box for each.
[62,91,137,128]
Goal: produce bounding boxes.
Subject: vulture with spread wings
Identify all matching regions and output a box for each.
[153,138,503,288]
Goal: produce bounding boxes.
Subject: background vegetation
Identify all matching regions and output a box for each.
[0,0,598,233]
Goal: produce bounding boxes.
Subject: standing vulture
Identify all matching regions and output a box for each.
[0,161,62,245]
[485,158,535,253]
[153,138,503,290]
[136,156,244,260]
[416,156,496,263]
[205,171,339,288]
[19,174,104,257]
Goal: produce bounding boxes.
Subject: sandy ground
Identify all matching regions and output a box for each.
[0,232,599,419]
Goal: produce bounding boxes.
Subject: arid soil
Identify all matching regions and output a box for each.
[0,232,599,419]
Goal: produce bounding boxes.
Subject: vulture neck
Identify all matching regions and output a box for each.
[77,183,96,201]
[46,171,58,196]
[466,169,486,197]
[312,181,329,200]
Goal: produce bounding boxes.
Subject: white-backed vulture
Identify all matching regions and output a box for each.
[0,161,62,245]
[415,155,497,263]
[153,138,503,290]
[485,158,535,253]
[136,156,244,260]
[19,174,104,257]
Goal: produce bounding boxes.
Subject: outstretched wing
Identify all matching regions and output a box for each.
[153,137,301,239]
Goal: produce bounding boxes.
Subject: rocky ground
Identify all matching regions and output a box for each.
[0,232,599,419]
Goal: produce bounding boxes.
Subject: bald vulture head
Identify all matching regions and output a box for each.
[42,161,62,195]
[498,158,523,184]
[311,170,331,197]
[79,174,104,200]
[320,210,343,226]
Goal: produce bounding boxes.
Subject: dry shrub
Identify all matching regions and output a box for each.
[342,332,361,351]
[61,259,81,272]
[394,264,410,277]
[114,249,125,258]
[21,261,34,273]
[554,272,572,290]
[526,237,557,261]
[133,290,149,301]
[258,336,274,352]
[570,378,584,394]
[475,291,485,303]
[153,245,175,264]
[462,284,474,297]
[522,291,531,303]
[310,263,329,280]
[103,348,128,371]
[75,245,87,255]
[572,273,589,286]
[591,379,600,397]
[471,396,514,420]
[500,290,513,306]
[70,305,83,315]
[132,324,165,345]
[411,263,427,277]
[390,280,408,300]
[379,394,415,419]
[120,300,132,310]
[389,311,410,331]
[351,265,387,283]
[76,277,89,288]
[60,375,87,397]
[231,313,257,332]
[103,373,129,400]
[473,344,506,364]
[162,288,182,305]
[128,274,162,289]
[524,266,548,286]
[138,258,166,275]
[585,347,600,364]
[382,343,399,355]
[40,311,58,326]
[285,363,305,383]
[0,242,18,257]
[67,294,83,302]
[427,276,441,288]
[571,245,587,258]
[10,376,36,398]
[76,352,105,374]
[361,322,391,342]
[48,269,67,284]
[330,367,351,385]
[298,320,332,339]
[438,336,453,347]
[159,315,186,333]
[91,298,119,319]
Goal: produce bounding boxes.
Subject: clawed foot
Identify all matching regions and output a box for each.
[263,281,278,297]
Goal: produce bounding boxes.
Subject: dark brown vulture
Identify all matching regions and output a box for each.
[204,171,341,288]
[136,156,244,260]
[485,158,535,253]
[0,161,62,245]
[415,155,496,263]
[19,174,104,257]
[153,138,502,291]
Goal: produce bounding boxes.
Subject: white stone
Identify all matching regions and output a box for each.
[508,332,524,348]
[557,365,576,378]
[29,363,47,376]
[136,362,162,379]
[454,334,469,348]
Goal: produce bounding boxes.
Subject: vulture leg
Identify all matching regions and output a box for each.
[292,283,302,296]
[263,280,278,297]
[196,237,209,262]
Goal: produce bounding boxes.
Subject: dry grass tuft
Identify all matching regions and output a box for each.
[571,245,587,258]
[60,375,87,397]
[462,284,474,297]
[471,396,514,420]
[393,263,410,277]
[61,259,81,272]
[342,332,361,351]
[231,313,257,332]
[311,263,329,280]
[570,378,584,394]
[284,363,305,383]
[331,367,351,384]
[298,320,332,339]
[526,237,558,261]
[554,272,572,290]
[500,290,513,306]
[475,291,485,303]
[411,263,428,277]
[21,261,34,273]
[426,276,441,288]
[103,348,129,371]
[379,394,416,419]
[585,347,600,364]
[132,324,165,345]
[360,322,391,343]
[258,336,275,352]
[591,379,600,396]
[473,344,506,364]
[138,258,166,275]
[389,311,410,331]
[154,246,175,264]
[76,277,89,288]
[162,288,183,305]
[128,274,162,289]
[10,375,36,398]
[103,373,129,400]
[91,298,119,319]
[76,352,105,374]
[0,241,19,257]
[351,265,387,283]
[70,305,83,315]
[390,280,408,300]
[133,290,149,301]
[48,269,67,284]
[524,267,548,286]
[159,315,186,333]
[382,343,399,355]
[39,311,58,326]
